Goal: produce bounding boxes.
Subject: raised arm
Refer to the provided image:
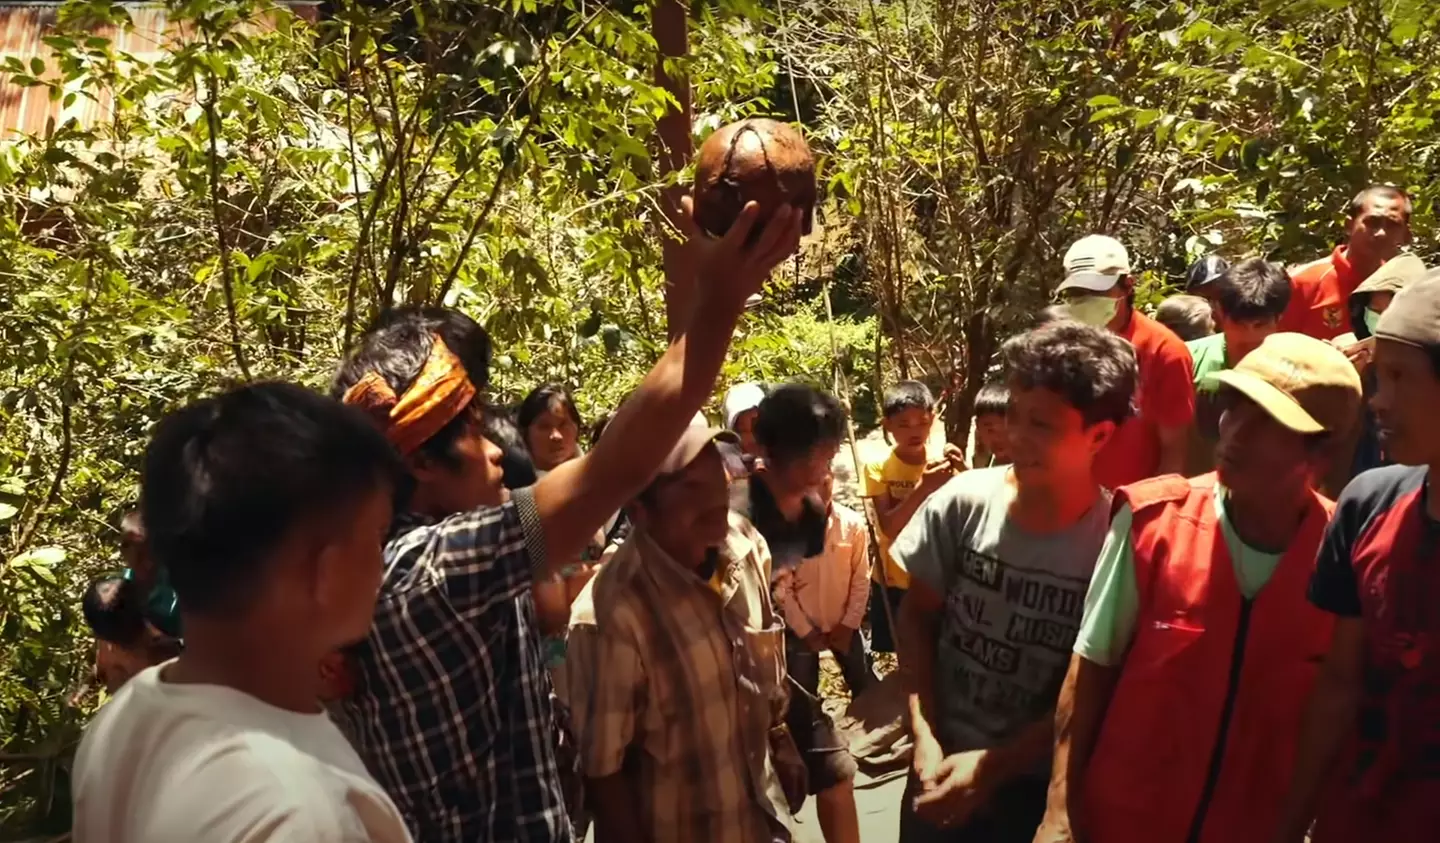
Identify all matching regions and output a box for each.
[532,202,802,569]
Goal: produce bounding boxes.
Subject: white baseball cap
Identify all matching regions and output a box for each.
[1059,234,1132,293]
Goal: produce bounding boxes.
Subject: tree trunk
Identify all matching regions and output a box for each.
[653,0,693,339]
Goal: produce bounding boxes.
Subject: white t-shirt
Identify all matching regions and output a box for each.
[73,664,412,843]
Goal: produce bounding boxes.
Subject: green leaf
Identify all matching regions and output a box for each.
[11,546,65,568]
[1087,95,1122,107]
[0,502,15,520]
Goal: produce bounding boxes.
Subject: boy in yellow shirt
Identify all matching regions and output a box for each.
[862,381,963,652]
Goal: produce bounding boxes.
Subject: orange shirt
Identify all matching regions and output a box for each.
[1094,310,1196,490]
[1279,246,1359,340]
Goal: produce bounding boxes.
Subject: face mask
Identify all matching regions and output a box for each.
[1059,295,1119,327]
[1364,308,1382,334]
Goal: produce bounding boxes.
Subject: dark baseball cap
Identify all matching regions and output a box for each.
[1375,270,1440,348]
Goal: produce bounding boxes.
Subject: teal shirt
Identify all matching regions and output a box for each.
[1074,485,1282,666]
[1186,332,1229,390]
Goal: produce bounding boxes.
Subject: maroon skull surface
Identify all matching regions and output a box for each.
[692,118,816,243]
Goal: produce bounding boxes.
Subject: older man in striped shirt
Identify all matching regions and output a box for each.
[566,426,801,843]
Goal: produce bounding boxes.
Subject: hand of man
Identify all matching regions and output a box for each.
[678,196,804,314]
[942,442,967,474]
[1031,814,1077,843]
[829,626,856,655]
[804,631,827,652]
[913,749,997,830]
[919,459,953,494]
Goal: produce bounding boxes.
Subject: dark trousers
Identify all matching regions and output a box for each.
[898,775,1048,843]
[786,627,878,699]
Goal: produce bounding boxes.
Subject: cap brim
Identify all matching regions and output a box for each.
[1058,272,1121,293]
[1208,370,1325,434]
[654,427,743,478]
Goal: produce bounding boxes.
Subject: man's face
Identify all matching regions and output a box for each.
[733,409,760,456]
[1219,313,1280,364]
[1006,383,1111,485]
[765,440,841,498]
[975,414,1009,461]
[312,484,395,649]
[526,401,580,472]
[640,446,733,552]
[413,411,507,514]
[1215,393,1314,501]
[884,407,932,453]
[1347,194,1411,264]
[1372,339,1440,466]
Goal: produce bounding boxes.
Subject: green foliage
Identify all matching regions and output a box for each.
[0,0,836,831]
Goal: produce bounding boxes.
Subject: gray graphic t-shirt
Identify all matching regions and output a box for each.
[891,466,1111,756]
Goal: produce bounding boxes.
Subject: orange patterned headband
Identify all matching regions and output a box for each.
[342,335,477,456]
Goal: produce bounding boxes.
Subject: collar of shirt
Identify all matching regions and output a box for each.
[633,522,758,604]
[1332,244,1356,293]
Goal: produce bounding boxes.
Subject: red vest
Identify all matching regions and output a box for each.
[1081,474,1336,843]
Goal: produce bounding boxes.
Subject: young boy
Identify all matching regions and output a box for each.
[862,381,963,653]
[1185,258,1291,475]
[82,576,182,693]
[747,384,861,843]
[972,382,1011,467]
[773,466,876,697]
[891,321,1137,843]
[73,382,414,842]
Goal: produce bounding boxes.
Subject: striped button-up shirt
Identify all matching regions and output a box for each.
[341,489,573,843]
[565,514,794,843]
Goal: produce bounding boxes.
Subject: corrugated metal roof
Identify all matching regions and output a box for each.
[0,2,320,138]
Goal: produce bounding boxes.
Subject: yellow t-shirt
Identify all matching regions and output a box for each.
[861,451,926,589]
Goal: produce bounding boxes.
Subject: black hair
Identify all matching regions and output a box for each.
[1001,321,1138,427]
[332,307,490,470]
[82,576,148,646]
[1155,294,1215,342]
[1184,255,1231,292]
[974,382,1010,418]
[1213,258,1291,323]
[1034,305,1071,327]
[882,380,935,418]
[516,384,584,448]
[589,411,615,448]
[142,381,407,616]
[481,406,538,490]
[754,384,847,465]
[1350,185,1413,222]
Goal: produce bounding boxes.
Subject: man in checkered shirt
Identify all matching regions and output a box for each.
[330,201,803,843]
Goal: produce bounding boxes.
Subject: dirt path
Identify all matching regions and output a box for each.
[792,769,906,843]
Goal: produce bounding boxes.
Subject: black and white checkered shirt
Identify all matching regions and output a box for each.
[342,488,574,843]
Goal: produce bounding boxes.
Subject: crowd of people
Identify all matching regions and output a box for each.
[65,181,1440,843]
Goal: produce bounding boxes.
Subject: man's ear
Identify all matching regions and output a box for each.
[1087,420,1118,455]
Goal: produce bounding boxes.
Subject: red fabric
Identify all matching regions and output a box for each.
[1081,474,1335,843]
[1313,483,1440,843]
[1278,246,1359,340]
[1093,311,1196,490]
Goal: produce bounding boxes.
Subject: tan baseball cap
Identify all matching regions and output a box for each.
[653,426,743,479]
[1208,332,1362,435]
[1060,234,1133,293]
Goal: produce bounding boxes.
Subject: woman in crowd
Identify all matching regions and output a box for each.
[519,384,585,476]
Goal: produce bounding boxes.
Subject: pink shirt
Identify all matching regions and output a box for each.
[773,504,871,637]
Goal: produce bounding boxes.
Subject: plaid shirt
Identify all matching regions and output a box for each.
[342,489,574,843]
[565,514,794,843]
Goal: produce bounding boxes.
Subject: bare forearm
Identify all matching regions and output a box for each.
[1044,656,1120,829]
[1157,426,1188,476]
[535,302,740,567]
[898,606,939,736]
[878,489,930,540]
[1274,680,1361,842]
[588,774,649,843]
